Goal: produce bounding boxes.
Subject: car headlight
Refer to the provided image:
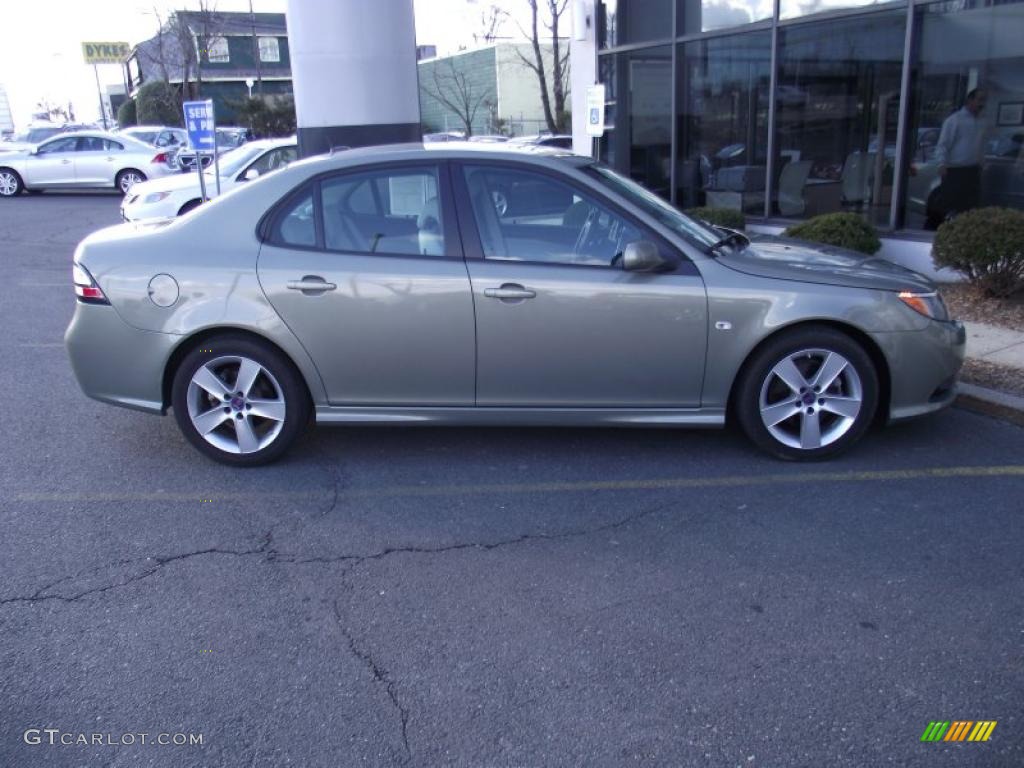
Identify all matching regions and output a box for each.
[897,290,949,322]
[142,191,172,204]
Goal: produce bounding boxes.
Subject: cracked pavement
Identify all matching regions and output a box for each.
[1,194,1023,767]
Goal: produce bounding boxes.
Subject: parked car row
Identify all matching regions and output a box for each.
[0,130,176,196]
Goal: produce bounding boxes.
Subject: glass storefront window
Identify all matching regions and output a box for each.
[598,47,674,198]
[901,0,1024,230]
[682,0,774,33]
[675,30,772,210]
[598,0,677,48]
[772,10,905,222]
[780,0,901,21]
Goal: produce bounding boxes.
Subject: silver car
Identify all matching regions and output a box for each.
[65,144,965,465]
[0,131,174,196]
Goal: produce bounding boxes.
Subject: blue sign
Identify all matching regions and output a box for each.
[183,100,215,151]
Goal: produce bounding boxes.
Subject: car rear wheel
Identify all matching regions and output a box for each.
[735,326,878,460]
[0,168,23,197]
[116,169,146,195]
[171,336,310,466]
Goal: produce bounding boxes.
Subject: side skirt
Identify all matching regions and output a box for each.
[314,406,726,428]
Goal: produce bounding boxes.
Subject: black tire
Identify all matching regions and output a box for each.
[734,326,879,461]
[171,335,311,466]
[0,168,24,197]
[116,169,146,195]
[177,199,202,216]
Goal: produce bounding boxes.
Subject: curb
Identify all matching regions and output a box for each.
[955,382,1024,428]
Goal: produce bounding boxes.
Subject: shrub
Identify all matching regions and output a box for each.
[230,96,297,138]
[116,98,137,128]
[136,81,182,127]
[933,207,1024,297]
[685,207,746,231]
[784,212,881,255]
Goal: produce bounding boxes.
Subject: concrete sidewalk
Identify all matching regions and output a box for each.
[964,321,1024,370]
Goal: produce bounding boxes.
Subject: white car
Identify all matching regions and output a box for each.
[0,131,175,196]
[121,138,297,221]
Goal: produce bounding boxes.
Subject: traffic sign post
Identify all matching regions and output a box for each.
[183,100,216,202]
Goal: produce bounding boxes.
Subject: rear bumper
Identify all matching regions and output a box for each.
[64,302,177,414]
[872,320,966,422]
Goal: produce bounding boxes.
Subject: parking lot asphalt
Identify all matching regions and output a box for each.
[1,192,1022,767]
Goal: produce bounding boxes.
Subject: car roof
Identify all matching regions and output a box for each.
[48,130,154,148]
[290,141,590,175]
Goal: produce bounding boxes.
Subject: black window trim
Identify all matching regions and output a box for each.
[258,159,464,262]
[450,158,699,276]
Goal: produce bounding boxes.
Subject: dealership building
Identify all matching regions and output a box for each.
[586,0,1023,254]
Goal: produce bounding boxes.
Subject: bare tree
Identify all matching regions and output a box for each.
[420,58,494,137]
[474,3,508,45]
[513,0,570,133]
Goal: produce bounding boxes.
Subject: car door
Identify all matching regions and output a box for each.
[257,162,476,405]
[71,136,117,185]
[26,136,79,186]
[455,161,708,407]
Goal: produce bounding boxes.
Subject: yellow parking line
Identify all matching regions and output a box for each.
[13,464,1024,503]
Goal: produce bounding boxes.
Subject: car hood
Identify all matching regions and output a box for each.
[0,143,32,156]
[716,233,935,293]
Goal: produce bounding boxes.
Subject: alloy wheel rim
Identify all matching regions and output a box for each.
[120,173,142,192]
[0,172,17,195]
[758,348,863,450]
[186,355,286,455]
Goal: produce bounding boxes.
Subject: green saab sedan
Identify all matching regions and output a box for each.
[65,144,966,465]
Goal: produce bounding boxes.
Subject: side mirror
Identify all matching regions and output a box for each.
[622,240,670,272]
[243,167,260,181]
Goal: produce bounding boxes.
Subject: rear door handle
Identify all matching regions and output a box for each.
[484,284,536,300]
[286,276,337,294]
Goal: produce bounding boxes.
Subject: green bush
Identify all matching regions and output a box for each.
[685,207,746,231]
[784,212,881,255]
[230,96,296,138]
[136,81,182,127]
[116,98,137,128]
[933,207,1024,297]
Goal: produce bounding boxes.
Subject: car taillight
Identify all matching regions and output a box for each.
[152,152,168,164]
[73,262,109,304]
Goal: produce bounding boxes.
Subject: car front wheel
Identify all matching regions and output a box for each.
[735,326,879,460]
[171,336,310,466]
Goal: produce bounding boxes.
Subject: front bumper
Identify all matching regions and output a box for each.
[872,319,967,422]
[65,302,177,414]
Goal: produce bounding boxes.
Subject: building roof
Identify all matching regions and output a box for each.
[129,11,289,88]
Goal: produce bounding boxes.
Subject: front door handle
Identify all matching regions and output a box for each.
[286,276,337,295]
[61,159,72,165]
[484,284,536,300]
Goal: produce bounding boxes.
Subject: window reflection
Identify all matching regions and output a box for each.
[683,0,774,32]
[676,31,772,211]
[773,11,905,223]
[598,46,673,199]
[780,0,899,21]
[598,0,677,47]
[902,0,1024,230]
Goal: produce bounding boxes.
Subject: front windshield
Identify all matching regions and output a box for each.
[207,144,265,177]
[585,164,721,250]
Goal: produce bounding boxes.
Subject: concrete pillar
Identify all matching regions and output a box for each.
[286,0,421,156]
[570,0,597,157]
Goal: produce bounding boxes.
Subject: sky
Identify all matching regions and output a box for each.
[0,0,520,127]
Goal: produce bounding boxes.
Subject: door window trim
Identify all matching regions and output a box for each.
[258,160,464,262]
[450,158,698,276]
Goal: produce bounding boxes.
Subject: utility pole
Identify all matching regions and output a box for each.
[249,0,263,96]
